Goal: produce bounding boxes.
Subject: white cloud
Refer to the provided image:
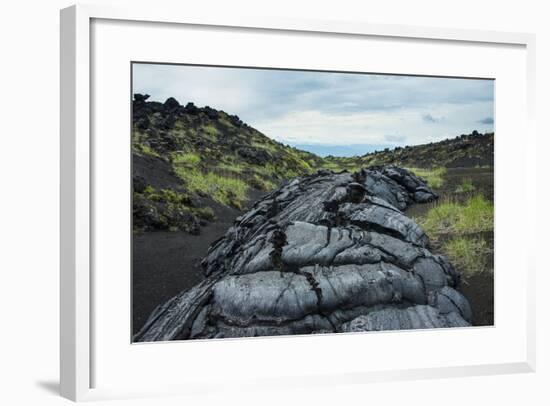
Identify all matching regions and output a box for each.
[253,100,494,147]
[133,63,494,146]
[133,64,263,114]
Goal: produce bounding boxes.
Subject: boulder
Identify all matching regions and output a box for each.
[133,93,150,103]
[184,102,200,115]
[236,146,271,165]
[163,97,181,114]
[203,106,220,119]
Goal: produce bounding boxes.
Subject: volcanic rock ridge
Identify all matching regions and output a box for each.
[134,166,472,342]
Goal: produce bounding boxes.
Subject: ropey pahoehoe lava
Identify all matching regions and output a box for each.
[134,166,472,342]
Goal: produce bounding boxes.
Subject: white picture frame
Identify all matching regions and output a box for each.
[60,3,537,402]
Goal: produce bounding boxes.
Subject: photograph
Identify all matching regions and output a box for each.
[131,63,494,342]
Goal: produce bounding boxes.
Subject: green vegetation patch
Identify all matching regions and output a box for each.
[320,157,362,173]
[217,161,244,173]
[218,115,235,128]
[249,175,277,192]
[144,186,192,206]
[172,152,201,166]
[132,129,162,158]
[442,237,492,276]
[455,178,476,194]
[202,124,219,137]
[133,185,217,233]
[406,167,447,189]
[418,194,494,276]
[419,194,493,237]
[251,140,278,153]
[174,167,248,209]
[252,162,295,181]
[193,206,216,221]
[133,140,161,158]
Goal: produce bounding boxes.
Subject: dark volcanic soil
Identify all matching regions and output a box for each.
[133,199,239,334]
[133,231,206,335]
[132,191,267,335]
[133,154,183,190]
[460,271,494,326]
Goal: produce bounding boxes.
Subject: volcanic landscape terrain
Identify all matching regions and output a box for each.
[132,95,494,338]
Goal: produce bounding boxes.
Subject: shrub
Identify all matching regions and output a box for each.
[193,206,216,221]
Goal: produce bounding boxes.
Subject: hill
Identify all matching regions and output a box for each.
[323,131,494,172]
[132,94,323,233]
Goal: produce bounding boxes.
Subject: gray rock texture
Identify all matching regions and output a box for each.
[134,166,471,342]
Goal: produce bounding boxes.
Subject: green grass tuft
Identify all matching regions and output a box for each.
[133,142,161,158]
[455,178,475,193]
[406,167,447,189]
[250,175,277,192]
[193,206,216,221]
[172,152,201,166]
[174,167,248,209]
[251,140,278,153]
[140,186,192,205]
[419,194,493,237]
[217,162,244,173]
[202,125,218,137]
[442,237,492,276]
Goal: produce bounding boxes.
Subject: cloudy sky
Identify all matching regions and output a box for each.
[133,63,494,157]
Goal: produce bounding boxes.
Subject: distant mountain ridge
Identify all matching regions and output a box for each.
[324,131,494,170]
[290,143,395,157]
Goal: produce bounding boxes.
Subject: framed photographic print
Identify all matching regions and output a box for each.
[60,4,536,402]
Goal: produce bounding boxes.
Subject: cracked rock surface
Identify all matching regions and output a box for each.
[134,166,471,342]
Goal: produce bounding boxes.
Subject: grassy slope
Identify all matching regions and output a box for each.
[132,95,323,232]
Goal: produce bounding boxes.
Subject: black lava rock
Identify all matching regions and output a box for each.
[134,166,472,342]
